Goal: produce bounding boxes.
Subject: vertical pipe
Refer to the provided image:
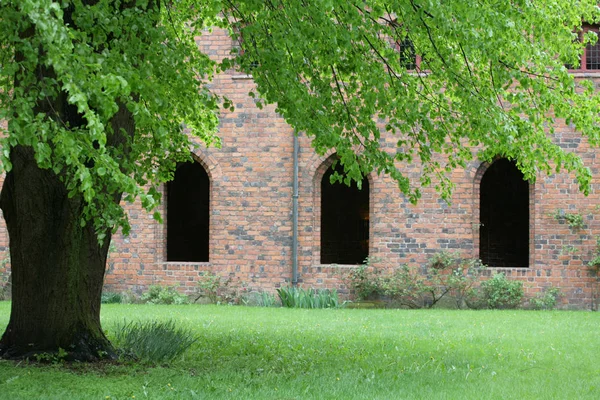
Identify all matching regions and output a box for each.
[292,130,299,285]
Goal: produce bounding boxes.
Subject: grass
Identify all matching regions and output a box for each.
[0,302,599,399]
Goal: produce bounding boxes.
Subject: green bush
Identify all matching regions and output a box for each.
[344,257,384,300]
[380,265,427,308]
[480,273,524,309]
[529,286,562,310]
[277,286,341,309]
[141,285,189,305]
[195,272,226,303]
[378,254,486,309]
[101,291,123,304]
[112,320,197,363]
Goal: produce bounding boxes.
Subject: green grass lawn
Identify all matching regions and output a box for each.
[0,302,599,399]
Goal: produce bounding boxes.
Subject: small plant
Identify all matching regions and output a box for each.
[480,273,524,309]
[257,291,278,307]
[112,320,198,363]
[141,285,189,305]
[239,291,279,307]
[33,347,69,364]
[119,289,141,304]
[277,286,340,309]
[428,250,457,269]
[0,253,11,301]
[529,286,562,310]
[0,274,11,301]
[380,265,427,308]
[382,255,486,309]
[101,291,123,304]
[588,236,600,275]
[195,272,226,303]
[344,257,384,300]
[553,209,584,230]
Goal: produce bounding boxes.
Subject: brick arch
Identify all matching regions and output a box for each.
[312,153,374,265]
[190,147,222,182]
[156,149,220,264]
[472,157,535,269]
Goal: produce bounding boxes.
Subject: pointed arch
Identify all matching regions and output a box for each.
[165,153,212,262]
[477,158,530,268]
[316,154,371,265]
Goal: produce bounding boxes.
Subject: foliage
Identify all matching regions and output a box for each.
[0,254,10,301]
[33,347,69,364]
[588,236,600,275]
[101,291,123,304]
[343,257,384,300]
[195,273,250,305]
[3,0,600,359]
[529,286,563,310]
[428,251,456,270]
[257,291,278,307]
[0,0,224,236]
[242,291,278,307]
[480,273,524,309]
[276,286,341,309]
[552,210,585,230]
[141,285,189,305]
[229,1,600,201]
[0,1,599,236]
[380,265,427,308]
[346,252,486,309]
[111,320,197,363]
[195,273,229,304]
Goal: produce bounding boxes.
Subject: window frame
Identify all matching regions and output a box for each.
[568,24,600,72]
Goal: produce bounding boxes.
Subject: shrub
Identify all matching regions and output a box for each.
[381,255,486,309]
[529,286,563,310]
[344,257,384,300]
[112,320,198,363]
[480,273,524,309]
[277,286,341,309]
[195,272,226,303]
[141,285,189,305]
[380,265,427,308]
[101,291,123,304]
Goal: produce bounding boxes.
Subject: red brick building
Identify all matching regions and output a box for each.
[2,28,600,309]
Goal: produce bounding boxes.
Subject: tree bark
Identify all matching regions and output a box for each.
[0,0,155,361]
[0,146,115,360]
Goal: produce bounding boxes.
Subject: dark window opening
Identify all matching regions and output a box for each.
[167,160,210,262]
[321,163,369,264]
[480,159,529,268]
[399,37,417,70]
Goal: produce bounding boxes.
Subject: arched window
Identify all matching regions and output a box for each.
[479,159,529,268]
[167,160,210,262]
[321,163,369,264]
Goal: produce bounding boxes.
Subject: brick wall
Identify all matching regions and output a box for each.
[2,29,600,309]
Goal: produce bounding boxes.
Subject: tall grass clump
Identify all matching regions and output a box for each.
[141,285,189,305]
[277,286,341,308]
[112,320,198,363]
[101,291,123,304]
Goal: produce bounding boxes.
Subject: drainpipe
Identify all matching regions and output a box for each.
[292,130,299,285]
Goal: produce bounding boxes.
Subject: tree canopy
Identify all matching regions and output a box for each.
[1,0,600,237]
[2,0,600,361]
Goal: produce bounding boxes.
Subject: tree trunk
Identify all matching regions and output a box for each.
[0,146,115,361]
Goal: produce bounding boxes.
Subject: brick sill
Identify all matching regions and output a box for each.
[570,72,600,78]
[159,261,212,266]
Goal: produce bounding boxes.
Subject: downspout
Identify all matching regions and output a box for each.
[292,130,299,285]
